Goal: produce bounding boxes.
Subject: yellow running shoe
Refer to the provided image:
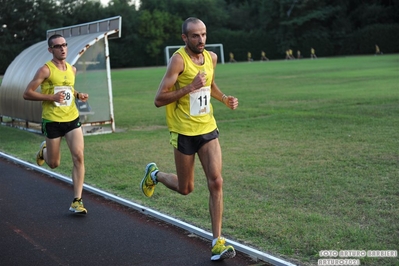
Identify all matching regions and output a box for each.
[36,141,46,166]
[140,162,158,197]
[69,198,87,214]
[211,237,236,261]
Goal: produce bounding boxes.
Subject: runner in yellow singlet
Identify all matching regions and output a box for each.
[375,44,382,55]
[140,17,238,261]
[261,50,269,61]
[311,47,317,59]
[23,34,89,214]
[247,51,253,61]
[229,52,237,62]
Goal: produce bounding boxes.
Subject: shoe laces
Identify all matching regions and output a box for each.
[212,237,227,253]
[216,237,226,246]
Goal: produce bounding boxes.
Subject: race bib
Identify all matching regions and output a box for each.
[190,86,210,116]
[54,86,73,107]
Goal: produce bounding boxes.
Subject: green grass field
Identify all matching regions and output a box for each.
[1,55,398,266]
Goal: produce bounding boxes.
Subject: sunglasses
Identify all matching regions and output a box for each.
[51,43,68,49]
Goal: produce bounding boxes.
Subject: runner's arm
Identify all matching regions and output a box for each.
[154,54,206,107]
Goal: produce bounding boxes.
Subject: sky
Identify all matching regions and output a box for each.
[100,0,110,5]
[99,0,140,7]
[99,0,110,6]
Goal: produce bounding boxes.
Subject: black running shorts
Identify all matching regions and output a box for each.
[42,117,81,139]
[170,129,219,155]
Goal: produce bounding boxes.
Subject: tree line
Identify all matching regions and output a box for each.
[1,0,398,74]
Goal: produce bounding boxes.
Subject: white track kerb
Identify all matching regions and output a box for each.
[0,152,296,266]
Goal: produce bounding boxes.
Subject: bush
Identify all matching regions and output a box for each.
[340,23,399,55]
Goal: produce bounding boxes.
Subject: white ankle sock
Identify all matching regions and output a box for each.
[151,170,159,182]
[212,238,218,247]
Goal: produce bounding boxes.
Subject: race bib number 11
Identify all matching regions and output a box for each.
[190,86,210,116]
[54,86,73,107]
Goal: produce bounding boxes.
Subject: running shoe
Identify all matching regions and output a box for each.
[69,199,87,214]
[140,162,158,197]
[211,237,236,261]
[36,141,46,166]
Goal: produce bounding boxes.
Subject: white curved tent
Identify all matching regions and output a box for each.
[0,16,121,135]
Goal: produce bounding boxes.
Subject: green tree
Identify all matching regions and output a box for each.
[104,0,141,67]
[138,9,181,64]
[67,0,105,25]
[1,0,399,73]
[0,0,57,74]
[140,0,228,30]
